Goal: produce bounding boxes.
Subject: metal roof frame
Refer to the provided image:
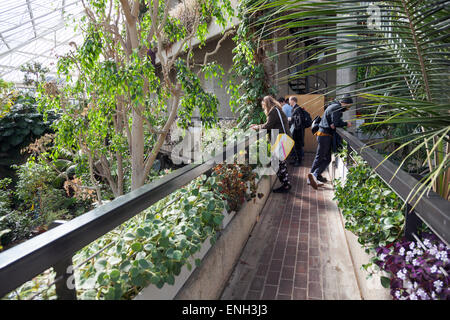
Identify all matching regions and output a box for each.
[0,0,85,84]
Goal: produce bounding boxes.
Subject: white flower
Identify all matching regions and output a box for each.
[404,279,413,289]
[399,247,405,256]
[416,288,427,300]
[409,242,415,250]
[433,280,443,293]
[423,239,432,248]
[430,265,438,273]
[397,269,407,281]
[379,253,387,261]
[431,292,437,300]
[429,246,438,256]
[406,251,415,262]
[413,248,423,256]
[409,292,418,300]
[412,258,420,266]
[395,290,402,299]
[437,251,448,262]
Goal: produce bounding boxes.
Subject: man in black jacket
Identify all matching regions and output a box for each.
[289,96,312,167]
[308,94,353,189]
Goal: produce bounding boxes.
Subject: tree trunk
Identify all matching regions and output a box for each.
[131,107,145,190]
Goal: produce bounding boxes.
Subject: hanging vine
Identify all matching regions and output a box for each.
[227,0,277,129]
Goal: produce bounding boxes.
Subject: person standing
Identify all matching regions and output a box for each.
[308,94,353,189]
[289,96,312,167]
[251,96,292,193]
[279,97,292,118]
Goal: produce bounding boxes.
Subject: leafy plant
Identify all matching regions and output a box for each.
[375,233,449,300]
[0,78,18,119]
[334,152,405,257]
[210,163,259,212]
[6,153,264,299]
[0,96,57,154]
[19,62,50,89]
[227,0,277,129]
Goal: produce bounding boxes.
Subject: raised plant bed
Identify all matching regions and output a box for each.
[135,174,276,300]
[329,154,391,300]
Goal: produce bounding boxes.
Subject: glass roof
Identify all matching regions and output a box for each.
[0,0,85,84]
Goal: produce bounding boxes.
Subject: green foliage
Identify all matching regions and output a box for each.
[0,159,93,249]
[227,0,276,129]
[7,153,263,299]
[0,96,57,154]
[210,163,259,212]
[176,59,220,129]
[7,174,227,300]
[19,62,50,89]
[0,79,18,119]
[334,152,405,257]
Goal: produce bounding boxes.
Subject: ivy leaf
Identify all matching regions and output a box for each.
[94,259,108,271]
[136,228,146,238]
[138,259,152,269]
[380,276,391,288]
[166,274,175,286]
[131,242,143,252]
[124,233,136,241]
[172,250,182,261]
[109,269,120,282]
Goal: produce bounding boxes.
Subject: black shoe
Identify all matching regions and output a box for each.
[317,175,327,183]
[273,184,291,193]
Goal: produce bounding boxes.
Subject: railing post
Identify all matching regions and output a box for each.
[346,141,351,167]
[49,221,77,300]
[404,204,421,242]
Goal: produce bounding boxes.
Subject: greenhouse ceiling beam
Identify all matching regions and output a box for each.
[15,50,56,60]
[0,33,10,49]
[0,22,65,59]
[26,0,38,38]
[0,0,80,36]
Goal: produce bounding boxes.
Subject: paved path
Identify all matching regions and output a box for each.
[220,153,362,300]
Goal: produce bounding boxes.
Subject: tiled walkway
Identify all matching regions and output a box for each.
[220,153,362,300]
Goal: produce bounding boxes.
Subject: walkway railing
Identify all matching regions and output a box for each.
[0,133,259,299]
[336,128,450,246]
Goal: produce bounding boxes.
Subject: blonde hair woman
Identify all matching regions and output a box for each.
[251,96,292,193]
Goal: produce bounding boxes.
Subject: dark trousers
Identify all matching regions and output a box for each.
[276,160,290,187]
[291,129,304,162]
[310,135,332,177]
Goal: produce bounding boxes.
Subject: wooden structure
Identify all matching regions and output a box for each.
[285,94,325,153]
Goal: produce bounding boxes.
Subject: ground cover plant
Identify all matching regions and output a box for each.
[375,233,449,300]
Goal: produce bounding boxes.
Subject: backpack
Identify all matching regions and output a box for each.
[302,109,312,128]
[311,115,321,134]
[292,107,312,130]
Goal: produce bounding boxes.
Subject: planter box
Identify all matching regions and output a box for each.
[135,174,276,300]
[329,154,391,300]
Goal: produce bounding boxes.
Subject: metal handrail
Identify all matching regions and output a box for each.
[336,128,450,246]
[0,133,259,299]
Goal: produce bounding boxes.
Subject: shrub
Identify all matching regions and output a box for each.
[211,163,258,212]
[333,152,405,255]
